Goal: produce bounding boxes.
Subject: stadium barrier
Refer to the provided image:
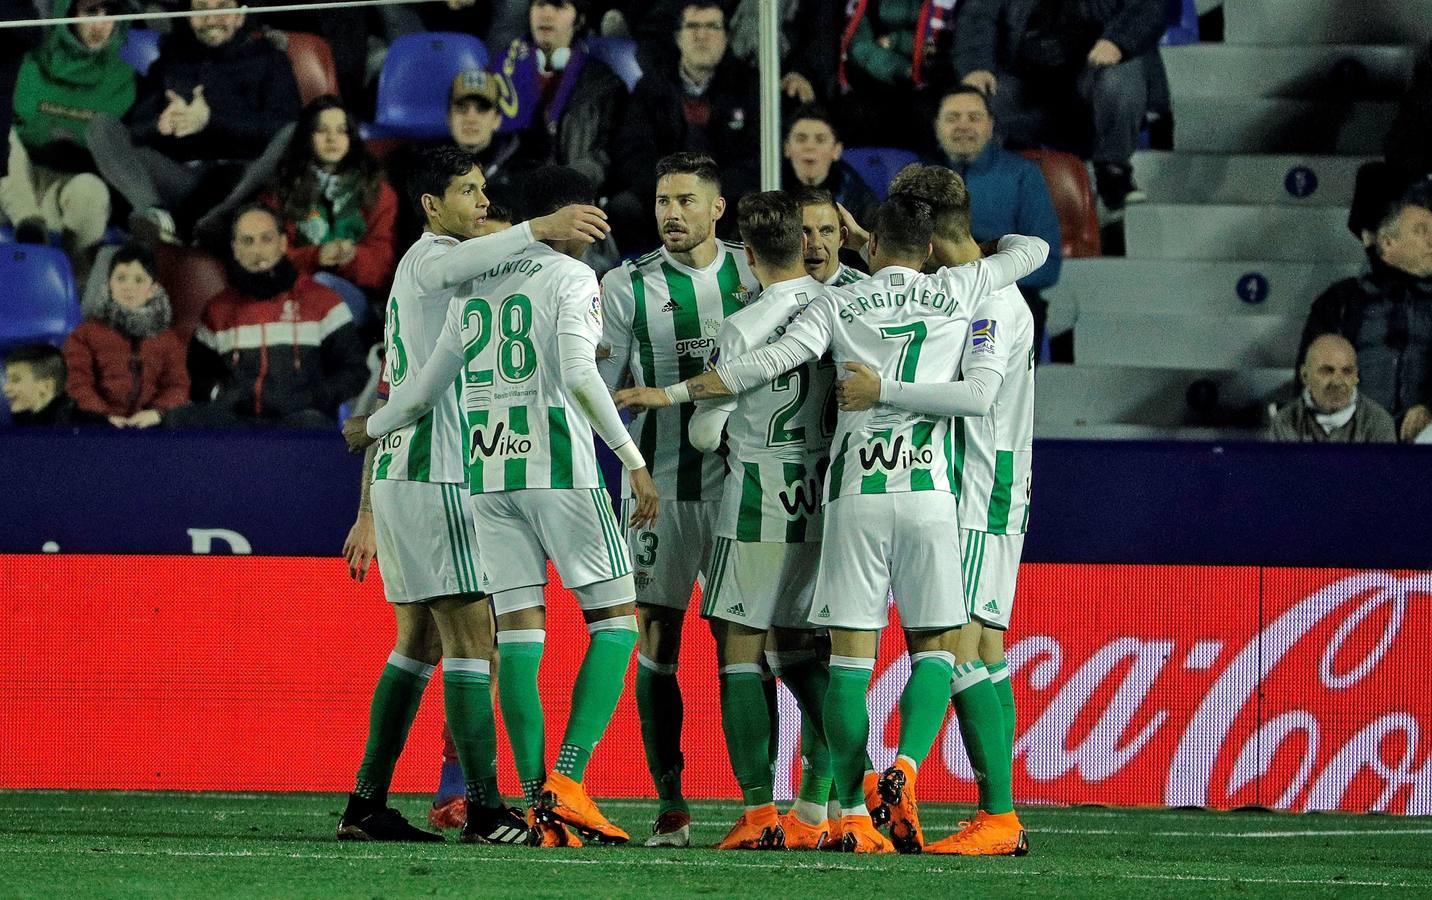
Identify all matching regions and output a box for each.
[3,432,1430,813]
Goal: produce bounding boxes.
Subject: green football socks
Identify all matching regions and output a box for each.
[496,630,547,807]
[554,617,638,783]
[719,665,774,807]
[442,658,501,809]
[824,656,875,813]
[636,653,688,814]
[952,659,1014,815]
[898,650,956,766]
[353,651,432,804]
[987,659,1016,767]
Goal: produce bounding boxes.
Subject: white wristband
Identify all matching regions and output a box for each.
[614,440,646,471]
[664,382,691,405]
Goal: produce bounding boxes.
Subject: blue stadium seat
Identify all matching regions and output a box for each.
[1161,0,1200,45]
[312,272,368,328]
[587,36,642,92]
[367,33,489,139]
[120,28,162,76]
[0,246,79,353]
[842,147,921,200]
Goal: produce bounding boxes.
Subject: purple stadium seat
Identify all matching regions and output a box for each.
[0,245,79,352]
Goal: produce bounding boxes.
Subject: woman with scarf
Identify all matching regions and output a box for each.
[265,95,397,294]
[2,0,133,261]
[63,243,189,428]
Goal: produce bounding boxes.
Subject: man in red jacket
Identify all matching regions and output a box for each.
[170,203,369,428]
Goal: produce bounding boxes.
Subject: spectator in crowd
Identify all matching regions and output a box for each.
[496,0,626,191]
[263,96,397,294]
[837,0,960,150]
[782,105,877,224]
[87,0,301,245]
[930,86,1062,349]
[1301,185,1432,442]
[3,343,80,425]
[727,0,844,103]
[248,0,393,112]
[172,204,368,428]
[1272,334,1396,444]
[954,0,1165,211]
[62,243,189,428]
[0,0,40,180]
[2,0,132,268]
[398,0,529,60]
[609,0,759,247]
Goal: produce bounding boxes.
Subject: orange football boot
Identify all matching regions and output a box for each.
[838,814,895,853]
[537,771,630,844]
[715,804,785,850]
[924,810,1029,856]
[878,759,924,853]
[778,810,830,850]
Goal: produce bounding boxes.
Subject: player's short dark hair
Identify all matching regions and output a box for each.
[655,152,722,194]
[785,104,841,143]
[939,85,993,118]
[888,164,972,242]
[485,202,514,225]
[737,191,803,268]
[109,242,159,280]
[406,144,478,217]
[4,342,65,385]
[229,201,283,239]
[521,165,595,220]
[871,194,935,257]
[790,185,838,216]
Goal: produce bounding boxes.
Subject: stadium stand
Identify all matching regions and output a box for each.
[283,32,341,105]
[1019,149,1101,258]
[1122,205,1364,262]
[117,26,160,76]
[1222,0,1432,45]
[366,32,488,139]
[0,245,79,352]
[1127,153,1369,206]
[153,244,225,341]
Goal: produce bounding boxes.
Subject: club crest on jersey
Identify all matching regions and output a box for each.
[857,435,934,472]
[704,318,721,336]
[470,422,532,459]
[971,319,997,355]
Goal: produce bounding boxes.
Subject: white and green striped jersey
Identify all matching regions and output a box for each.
[450,243,607,493]
[707,276,835,543]
[825,263,865,287]
[598,241,759,501]
[373,232,476,485]
[958,285,1035,535]
[749,265,993,501]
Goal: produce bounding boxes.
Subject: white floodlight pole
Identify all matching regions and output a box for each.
[757,0,781,191]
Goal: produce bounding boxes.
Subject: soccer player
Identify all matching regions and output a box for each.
[616,197,1048,853]
[349,165,659,848]
[336,148,609,845]
[792,186,864,288]
[597,151,761,847]
[685,191,837,850]
[839,166,1033,856]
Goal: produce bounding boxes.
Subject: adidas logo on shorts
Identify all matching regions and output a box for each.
[661,299,679,312]
[983,599,999,614]
[726,602,746,617]
[816,605,830,618]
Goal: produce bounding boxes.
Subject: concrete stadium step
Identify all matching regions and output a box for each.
[1173,98,1397,155]
[1122,204,1364,263]
[1225,0,1432,45]
[1073,310,1304,368]
[1162,44,1414,100]
[1043,259,1360,336]
[1131,152,1369,206]
[1035,364,1291,433]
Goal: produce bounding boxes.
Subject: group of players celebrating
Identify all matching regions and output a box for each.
[337,144,1044,857]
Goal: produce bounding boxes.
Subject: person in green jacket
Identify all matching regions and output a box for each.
[1,0,135,261]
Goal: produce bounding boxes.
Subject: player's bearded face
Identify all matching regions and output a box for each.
[655,174,720,253]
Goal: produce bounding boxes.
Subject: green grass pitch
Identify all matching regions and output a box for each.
[2,792,1429,898]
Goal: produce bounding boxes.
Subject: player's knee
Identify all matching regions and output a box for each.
[636,600,684,661]
[493,586,546,632]
[979,626,1006,664]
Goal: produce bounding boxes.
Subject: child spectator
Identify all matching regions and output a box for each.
[2,0,134,263]
[62,243,189,428]
[3,343,79,425]
[264,95,398,293]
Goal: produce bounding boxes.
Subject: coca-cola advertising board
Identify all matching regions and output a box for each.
[4,556,1428,815]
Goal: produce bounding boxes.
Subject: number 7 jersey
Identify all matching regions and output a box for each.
[447,242,607,493]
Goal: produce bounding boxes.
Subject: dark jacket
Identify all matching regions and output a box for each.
[63,320,190,418]
[613,54,760,202]
[954,0,1167,78]
[1384,40,1432,181]
[498,38,626,191]
[128,26,300,162]
[1300,254,1432,419]
[188,273,368,420]
[10,394,82,426]
[783,158,880,224]
[939,142,1063,289]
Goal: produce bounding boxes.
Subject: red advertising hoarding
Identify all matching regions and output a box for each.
[4,556,1428,814]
